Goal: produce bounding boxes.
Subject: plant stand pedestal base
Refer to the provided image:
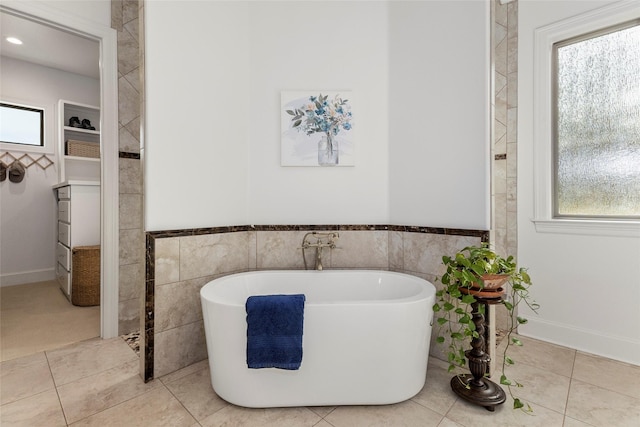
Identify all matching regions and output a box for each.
[450,374,506,412]
[450,299,506,411]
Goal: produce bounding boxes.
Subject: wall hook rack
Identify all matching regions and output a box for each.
[0,152,55,171]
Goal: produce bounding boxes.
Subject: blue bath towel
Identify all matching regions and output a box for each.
[245,294,305,370]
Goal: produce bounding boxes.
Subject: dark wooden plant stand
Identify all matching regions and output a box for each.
[450,297,506,411]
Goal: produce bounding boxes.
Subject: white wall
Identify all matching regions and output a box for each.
[0,57,100,286]
[388,0,490,230]
[144,1,251,230]
[518,0,640,365]
[145,1,490,231]
[247,1,390,225]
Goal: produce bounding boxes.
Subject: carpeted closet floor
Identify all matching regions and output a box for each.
[0,280,100,362]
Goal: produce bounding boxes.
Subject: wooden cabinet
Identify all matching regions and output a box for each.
[54,182,100,300]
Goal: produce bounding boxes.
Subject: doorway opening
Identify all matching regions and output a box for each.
[0,2,119,361]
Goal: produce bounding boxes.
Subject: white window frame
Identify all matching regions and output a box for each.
[533,0,640,237]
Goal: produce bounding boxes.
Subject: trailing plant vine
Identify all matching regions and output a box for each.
[432,243,540,412]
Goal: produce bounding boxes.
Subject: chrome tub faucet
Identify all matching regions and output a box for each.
[301,232,339,270]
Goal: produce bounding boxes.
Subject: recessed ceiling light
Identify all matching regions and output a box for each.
[6,37,23,45]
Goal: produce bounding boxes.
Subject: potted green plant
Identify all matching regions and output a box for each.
[432,243,539,412]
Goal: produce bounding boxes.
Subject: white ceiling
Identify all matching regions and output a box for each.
[1,11,100,79]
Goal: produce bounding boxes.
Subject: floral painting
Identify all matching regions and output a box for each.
[281,91,354,166]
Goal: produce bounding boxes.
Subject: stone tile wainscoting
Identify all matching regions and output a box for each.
[143,226,488,381]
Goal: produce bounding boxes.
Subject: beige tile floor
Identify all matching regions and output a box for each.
[1,334,639,426]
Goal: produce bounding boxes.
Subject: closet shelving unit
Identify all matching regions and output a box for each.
[54,100,101,301]
[57,100,101,182]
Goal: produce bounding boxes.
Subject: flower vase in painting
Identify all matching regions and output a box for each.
[281,92,354,167]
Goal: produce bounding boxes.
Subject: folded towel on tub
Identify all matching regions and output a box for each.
[245,294,305,370]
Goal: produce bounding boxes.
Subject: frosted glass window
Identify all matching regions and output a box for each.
[554,23,640,218]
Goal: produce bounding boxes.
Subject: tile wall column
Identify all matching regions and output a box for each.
[492,0,518,260]
[492,0,518,337]
[112,0,144,335]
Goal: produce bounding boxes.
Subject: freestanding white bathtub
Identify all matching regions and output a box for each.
[200,270,436,408]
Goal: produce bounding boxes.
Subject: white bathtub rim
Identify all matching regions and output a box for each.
[200,269,436,307]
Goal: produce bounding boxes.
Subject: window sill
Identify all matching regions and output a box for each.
[532,219,640,238]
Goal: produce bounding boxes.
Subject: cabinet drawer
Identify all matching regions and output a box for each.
[58,200,70,223]
[58,222,71,247]
[57,243,71,270]
[57,263,71,299]
[57,186,71,200]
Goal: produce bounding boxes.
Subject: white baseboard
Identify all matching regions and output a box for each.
[520,317,640,366]
[0,268,56,287]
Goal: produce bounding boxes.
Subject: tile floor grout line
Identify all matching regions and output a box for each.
[158,366,209,386]
[157,363,236,425]
[319,418,338,427]
[161,377,203,424]
[572,351,640,400]
[44,337,134,388]
[562,349,578,422]
[318,406,338,424]
[569,374,640,403]
[0,388,57,411]
[69,382,173,425]
[44,350,70,426]
[441,393,465,427]
[562,379,576,427]
[562,411,598,427]
[48,340,158,425]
